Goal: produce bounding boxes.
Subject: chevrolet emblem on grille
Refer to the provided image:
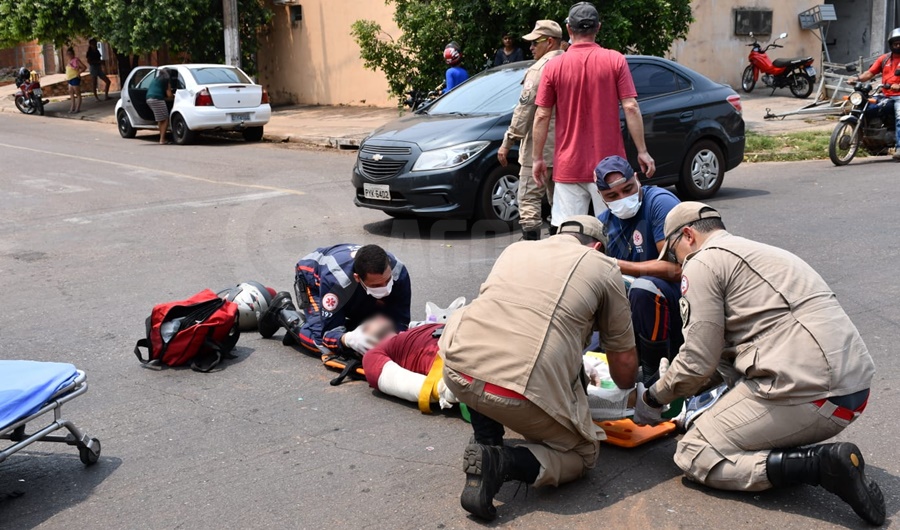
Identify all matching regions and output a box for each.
[372,154,384,161]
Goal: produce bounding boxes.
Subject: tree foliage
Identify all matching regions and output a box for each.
[1,0,272,75]
[0,0,91,47]
[352,0,693,103]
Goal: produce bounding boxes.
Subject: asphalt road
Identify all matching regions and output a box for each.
[1,114,898,530]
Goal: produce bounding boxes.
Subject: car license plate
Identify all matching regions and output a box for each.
[805,66,817,77]
[32,88,42,96]
[364,183,391,201]
[230,112,251,122]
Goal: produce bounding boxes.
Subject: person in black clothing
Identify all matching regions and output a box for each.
[86,38,111,101]
[493,33,524,66]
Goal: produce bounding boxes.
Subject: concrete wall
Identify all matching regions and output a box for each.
[669,0,822,90]
[257,0,399,107]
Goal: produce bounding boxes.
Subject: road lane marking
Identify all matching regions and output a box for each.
[0,142,305,196]
[63,190,289,224]
[21,178,90,194]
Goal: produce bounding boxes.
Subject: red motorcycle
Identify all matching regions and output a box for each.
[13,67,48,116]
[741,32,817,99]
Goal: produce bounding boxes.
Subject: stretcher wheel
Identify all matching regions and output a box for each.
[79,438,101,466]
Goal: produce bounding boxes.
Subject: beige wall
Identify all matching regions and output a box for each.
[669,0,823,90]
[257,0,399,107]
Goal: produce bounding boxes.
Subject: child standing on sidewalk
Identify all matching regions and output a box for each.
[65,47,87,114]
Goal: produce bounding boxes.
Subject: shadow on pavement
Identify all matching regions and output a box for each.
[702,186,771,201]
[364,218,519,242]
[0,452,123,528]
[677,464,898,528]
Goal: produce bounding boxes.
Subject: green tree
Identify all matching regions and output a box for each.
[0,0,91,47]
[352,0,693,103]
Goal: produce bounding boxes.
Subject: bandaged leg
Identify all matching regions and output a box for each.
[371,360,458,408]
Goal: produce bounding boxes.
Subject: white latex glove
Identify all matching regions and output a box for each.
[342,326,377,355]
[583,356,602,386]
[633,382,664,426]
[437,379,458,409]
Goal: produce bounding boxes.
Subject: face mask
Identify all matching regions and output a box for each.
[607,192,642,219]
[363,277,393,299]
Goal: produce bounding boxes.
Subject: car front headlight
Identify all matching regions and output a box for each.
[412,141,490,172]
[849,92,864,106]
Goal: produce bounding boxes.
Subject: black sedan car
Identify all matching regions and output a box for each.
[352,56,745,224]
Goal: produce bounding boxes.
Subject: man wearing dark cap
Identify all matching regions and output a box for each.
[439,215,637,521]
[634,202,884,526]
[531,2,655,229]
[595,155,682,385]
[498,20,565,240]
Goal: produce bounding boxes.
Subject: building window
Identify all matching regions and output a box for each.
[734,9,773,36]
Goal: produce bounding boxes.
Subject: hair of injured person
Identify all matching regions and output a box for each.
[361,315,399,346]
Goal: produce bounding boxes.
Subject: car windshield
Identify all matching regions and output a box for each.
[188,67,252,85]
[426,66,527,115]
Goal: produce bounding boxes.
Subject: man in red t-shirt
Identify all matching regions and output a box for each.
[849,27,900,161]
[361,318,457,410]
[532,2,656,229]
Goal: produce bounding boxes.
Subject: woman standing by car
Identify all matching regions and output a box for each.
[146,69,173,145]
[65,47,86,114]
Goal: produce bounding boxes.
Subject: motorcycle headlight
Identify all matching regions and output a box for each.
[412,141,490,172]
[849,92,864,106]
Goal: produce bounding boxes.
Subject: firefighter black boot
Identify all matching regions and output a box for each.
[767,443,885,525]
[522,228,541,241]
[257,291,300,339]
[460,444,539,521]
[638,334,670,385]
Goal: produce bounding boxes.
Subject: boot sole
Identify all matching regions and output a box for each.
[257,292,292,338]
[460,444,497,521]
[821,442,886,526]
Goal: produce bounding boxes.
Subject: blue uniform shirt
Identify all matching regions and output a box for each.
[294,244,411,356]
[600,186,680,262]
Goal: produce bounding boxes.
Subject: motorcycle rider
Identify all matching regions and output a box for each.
[849,28,900,161]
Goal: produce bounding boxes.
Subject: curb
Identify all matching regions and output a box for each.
[0,101,360,149]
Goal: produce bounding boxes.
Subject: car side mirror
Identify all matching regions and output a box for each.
[779,32,788,39]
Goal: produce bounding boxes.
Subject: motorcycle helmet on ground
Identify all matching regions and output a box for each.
[444,42,462,65]
[218,282,276,331]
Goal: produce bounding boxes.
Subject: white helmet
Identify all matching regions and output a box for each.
[218,282,275,331]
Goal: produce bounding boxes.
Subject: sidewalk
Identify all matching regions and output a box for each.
[1,77,837,147]
[0,78,401,148]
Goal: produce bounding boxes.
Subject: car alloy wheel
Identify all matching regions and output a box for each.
[677,140,724,200]
[478,165,521,225]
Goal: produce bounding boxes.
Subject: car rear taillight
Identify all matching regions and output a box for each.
[727,94,742,114]
[261,88,269,104]
[195,88,214,106]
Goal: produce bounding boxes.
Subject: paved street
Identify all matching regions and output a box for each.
[1,113,898,529]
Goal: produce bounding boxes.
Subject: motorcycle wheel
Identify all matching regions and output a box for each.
[33,96,44,116]
[828,122,860,166]
[741,66,755,93]
[790,72,814,99]
[14,95,35,115]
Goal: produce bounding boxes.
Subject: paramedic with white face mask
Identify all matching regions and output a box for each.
[257,244,412,358]
[596,155,683,385]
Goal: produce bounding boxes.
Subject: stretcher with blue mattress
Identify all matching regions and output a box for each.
[0,360,101,466]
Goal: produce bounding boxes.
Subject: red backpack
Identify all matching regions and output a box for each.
[134,290,240,372]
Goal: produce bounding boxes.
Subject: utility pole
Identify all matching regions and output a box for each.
[223,0,241,68]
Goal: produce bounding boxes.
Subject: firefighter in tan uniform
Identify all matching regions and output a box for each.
[439,215,638,521]
[634,202,884,525]
[497,20,564,240]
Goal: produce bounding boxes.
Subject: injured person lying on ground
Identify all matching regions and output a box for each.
[359,314,650,421]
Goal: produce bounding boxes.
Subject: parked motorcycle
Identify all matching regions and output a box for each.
[13,67,48,116]
[829,82,896,166]
[404,81,445,111]
[741,32,817,99]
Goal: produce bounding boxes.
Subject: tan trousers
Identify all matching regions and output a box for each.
[444,368,598,488]
[675,382,852,492]
[518,166,553,232]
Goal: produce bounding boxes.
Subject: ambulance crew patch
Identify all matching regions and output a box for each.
[681,275,689,296]
[322,293,339,312]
